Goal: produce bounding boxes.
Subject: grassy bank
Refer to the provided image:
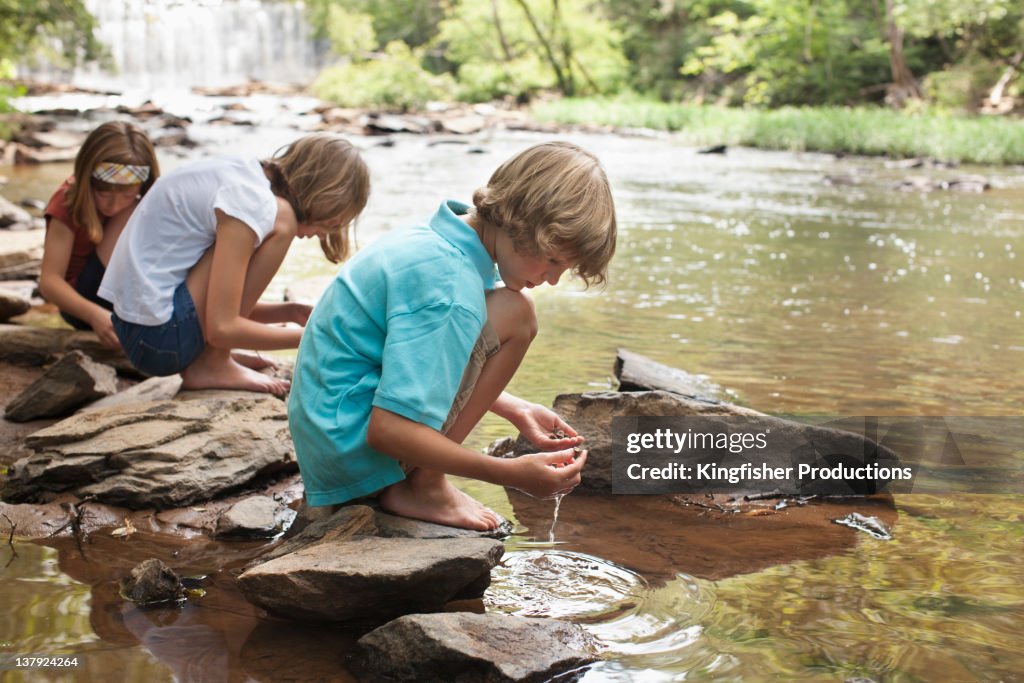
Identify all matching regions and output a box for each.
[534,99,1024,165]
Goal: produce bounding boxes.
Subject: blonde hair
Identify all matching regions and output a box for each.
[264,134,370,264]
[67,121,160,244]
[472,141,617,286]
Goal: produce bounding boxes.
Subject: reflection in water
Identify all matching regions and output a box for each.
[3,125,1024,680]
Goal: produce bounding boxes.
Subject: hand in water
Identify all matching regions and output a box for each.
[507,448,587,499]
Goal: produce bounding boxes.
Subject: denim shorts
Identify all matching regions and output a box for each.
[112,282,205,376]
[61,252,113,330]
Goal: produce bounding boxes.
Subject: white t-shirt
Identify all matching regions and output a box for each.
[100,156,278,325]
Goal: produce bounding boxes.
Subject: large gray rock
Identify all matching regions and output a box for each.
[81,375,182,412]
[256,504,378,565]
[238,536,504,626]
[352,612,598,683]
[374,508,513,540]
[0,229,43,280]
[500,391,902,496]
[4,351,117,422]
[503,390,761,494]
[2,395,296,508]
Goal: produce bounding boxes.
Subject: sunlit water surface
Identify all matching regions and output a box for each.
[2,105,1023,681]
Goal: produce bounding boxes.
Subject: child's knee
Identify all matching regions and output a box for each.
[487,287,538,345]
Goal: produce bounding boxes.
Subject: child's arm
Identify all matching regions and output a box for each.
[39,220,120,348]
[367,406,586,499]
[491,392,585,450]
[203,212,303,350]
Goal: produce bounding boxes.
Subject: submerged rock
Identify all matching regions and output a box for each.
[238,536,504,627]
[119,558,186,607]
[352,612,598,683]
[2,395,296,508]
[4,351,117,422]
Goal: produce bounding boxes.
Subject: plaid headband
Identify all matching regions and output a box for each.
[92,162,150,185]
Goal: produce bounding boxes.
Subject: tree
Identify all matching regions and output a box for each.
[0,0,104,69]
[434,0,628,101]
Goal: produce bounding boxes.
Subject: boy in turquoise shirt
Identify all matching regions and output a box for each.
[289,141,617,530]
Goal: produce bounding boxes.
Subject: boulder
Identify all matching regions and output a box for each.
[501,390,761,494]
[441,114,486,135]
[0,195,32,228]
[2,395,296,509]
[0,229,43,280]
[0,289,31,321]
[0,324,138,375]
[4,351,118,422]
[213,495,296,539]
[352,612,598,683]
[497,390,901,496]
[237,536,504,626]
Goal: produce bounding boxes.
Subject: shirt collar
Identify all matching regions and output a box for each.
[429,200,496,289]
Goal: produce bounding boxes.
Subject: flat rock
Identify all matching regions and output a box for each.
[441,114,486,135]
[81,375,182,412]
[374,509,513,539]
[2,395,296,509]
[254,504,377,566]
[237,536,504,626]
[214,495,296,539]
[352,612,598,682]
[615,348,725,402]
[4,351,117,422]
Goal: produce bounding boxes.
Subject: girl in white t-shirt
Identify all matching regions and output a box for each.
[99,134,370,395]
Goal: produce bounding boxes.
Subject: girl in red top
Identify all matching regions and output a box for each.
[39,121,160,348]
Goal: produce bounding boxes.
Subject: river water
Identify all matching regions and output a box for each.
[1,103,1023,681]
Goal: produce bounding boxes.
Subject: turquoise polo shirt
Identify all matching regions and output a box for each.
[288,200,497,506]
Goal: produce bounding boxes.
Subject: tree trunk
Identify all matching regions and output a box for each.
[884,0,922,106]
[986,51,1023,111]
[512,0,571,95]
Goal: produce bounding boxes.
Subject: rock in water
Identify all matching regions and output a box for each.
[214,495,296,539]
[2,395,296,508]
[4,351,117,421]
[120,558,186,607]
[352,612,598,682]
[238,536,504,627]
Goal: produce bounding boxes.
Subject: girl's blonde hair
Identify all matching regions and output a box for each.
[68,121,160,244]
[264,134,370,264]
[472,141,617,286]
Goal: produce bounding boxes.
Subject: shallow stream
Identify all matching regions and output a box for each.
[2,104,1023,681]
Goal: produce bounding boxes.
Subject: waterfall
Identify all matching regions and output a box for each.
[23,0,328,93]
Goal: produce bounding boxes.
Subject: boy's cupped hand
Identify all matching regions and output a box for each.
[509,448,587,499]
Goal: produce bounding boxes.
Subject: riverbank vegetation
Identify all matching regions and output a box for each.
[534,99,1024,164]
[3,0,1023,161]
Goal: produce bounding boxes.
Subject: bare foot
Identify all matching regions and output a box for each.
[380,470,499,531]
[181,349,290,397]
[231,350,278,371]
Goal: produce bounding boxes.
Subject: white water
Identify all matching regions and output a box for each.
[20,0,328,93]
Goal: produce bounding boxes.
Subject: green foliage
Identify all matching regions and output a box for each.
[322,5,377,56]
[312,41,454,110]
[304,0,443,50]
[434,0,628,101]
[0,0,104,68]
[535,98,1024,164]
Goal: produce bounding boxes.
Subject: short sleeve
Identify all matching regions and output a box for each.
[372,302,483,430]
[213,183,276,245]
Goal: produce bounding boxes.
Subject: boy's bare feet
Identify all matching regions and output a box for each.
[181,348,289,397]
[380,468,500,531]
